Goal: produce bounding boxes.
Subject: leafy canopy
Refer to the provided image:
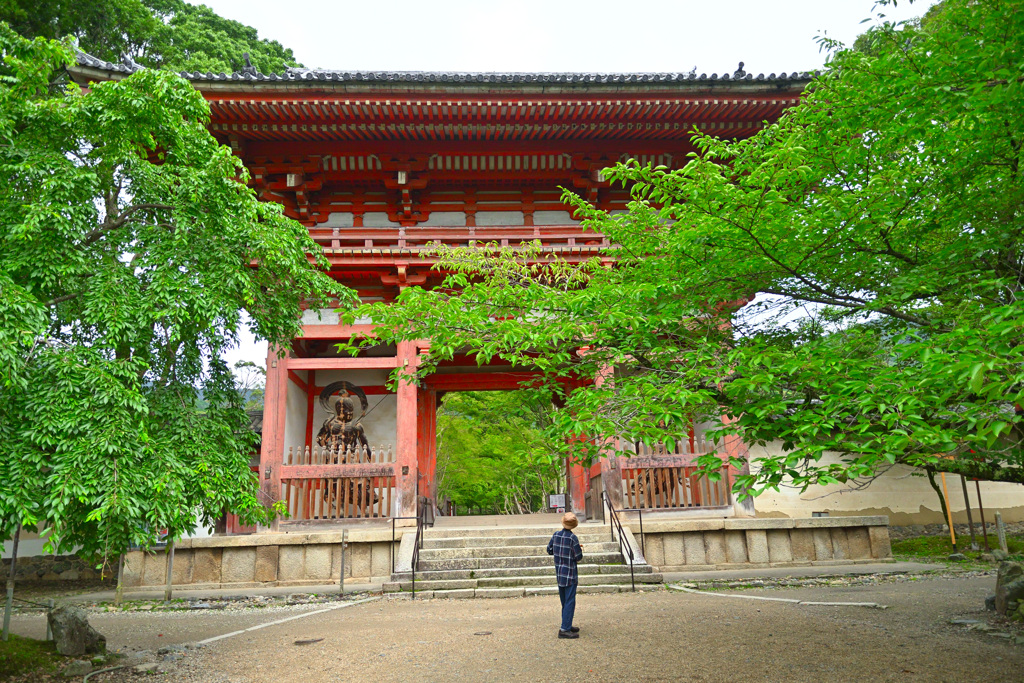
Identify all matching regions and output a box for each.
[0,26,348,557]
[0,0,299,73]
[346,0,1024,496]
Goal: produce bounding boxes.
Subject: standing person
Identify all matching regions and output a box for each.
[547,512,584,639]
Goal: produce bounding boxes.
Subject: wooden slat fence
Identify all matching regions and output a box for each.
[619,438,731,510]
[281,444,396,521]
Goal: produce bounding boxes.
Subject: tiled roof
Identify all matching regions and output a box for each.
[74,51,814,86]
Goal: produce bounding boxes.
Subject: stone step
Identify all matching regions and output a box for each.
[389,584,659,600]
[423,525,609,539]
[418,543,620,560]
[391,563,655,582]
[422,533,610,549]
[417,552,624,572]
[382,571,662,593]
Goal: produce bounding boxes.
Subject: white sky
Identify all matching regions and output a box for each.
[215,0,935,371]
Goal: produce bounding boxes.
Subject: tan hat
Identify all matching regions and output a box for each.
[561,512,578,530]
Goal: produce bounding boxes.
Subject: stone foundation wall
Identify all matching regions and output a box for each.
[632,516,892,571]
[122,529,404,589]
[0,554,114,583]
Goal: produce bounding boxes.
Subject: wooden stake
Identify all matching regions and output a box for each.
[975,480,990,552]
[940,472,957,551]
[2,523,21,642]
[996,511,1008,553]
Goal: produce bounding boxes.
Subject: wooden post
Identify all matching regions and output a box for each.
[114,554,124,606]
[45,599,53,641]
[567,457,587,518]
[996,511,1008,553]
[164,541,175,602]
[2,523,21,642]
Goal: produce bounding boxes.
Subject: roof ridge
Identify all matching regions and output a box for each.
[74,50,816,85]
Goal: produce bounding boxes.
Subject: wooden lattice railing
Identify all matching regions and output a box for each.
[619,439,732,510]
[281,445,396,521]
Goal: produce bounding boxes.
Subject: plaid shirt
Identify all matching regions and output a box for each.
[547,529,584,587]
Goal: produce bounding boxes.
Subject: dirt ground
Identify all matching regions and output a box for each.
[8,575,1024,682]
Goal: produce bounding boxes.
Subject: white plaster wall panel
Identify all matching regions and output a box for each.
[751,442,1024,523]
[421,211,466,226]
[323,212,355,227]
[283,375,307,456]
[533,210,578,225]
[362,212,400,227]
[301,308,340,325]
[475,211,524,226]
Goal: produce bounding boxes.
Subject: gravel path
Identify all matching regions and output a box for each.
[9,575,1023,682]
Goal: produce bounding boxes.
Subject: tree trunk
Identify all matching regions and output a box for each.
[2,523,21,642]
[925,468,954,547]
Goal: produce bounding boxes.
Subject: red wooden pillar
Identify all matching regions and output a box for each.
[395,340,419,518]
[260,344,289,530]
[417,386,438,503]
[566,457,587,518]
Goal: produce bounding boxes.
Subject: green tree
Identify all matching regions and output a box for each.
[0,27,349,561]
[0,0,299,73]
[346,0,1024,498]
[436,391,562,515]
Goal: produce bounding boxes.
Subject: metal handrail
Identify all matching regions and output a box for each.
[620,507,646,559]
[391,515,417,574]
[411,495,431,600]
[602,491,635,592]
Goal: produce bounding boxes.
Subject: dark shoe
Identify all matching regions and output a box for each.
[558,629,579,639]
[569,626,580,633]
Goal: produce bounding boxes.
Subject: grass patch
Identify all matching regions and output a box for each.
[892,533,1024,562]
[0,634,61,679]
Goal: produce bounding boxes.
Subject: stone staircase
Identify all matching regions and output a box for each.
[384,524,662,599]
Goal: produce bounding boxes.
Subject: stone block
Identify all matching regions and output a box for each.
[644,535,665,567]
[766,530,793,563]
[122,551,145,588]
[745,530,769,564]
[790,529,815,562]
[350,543,372,580]
[868,526,892,559]
[846,528,872,559]
[254,546,279,583]
[476,587,524,598]
[831,528,851,560]
[724,531,747,564]
[371,542,391,578]
[812,529,833,561]
[663,534,685,567]
[221,548,256,584]
[704,531,727,565]
[683,533,707,565]
[192,549,222,584]
[278,546,305,582]
[171,550,193,586]
[141,552,166,587]
[305,545,332,581]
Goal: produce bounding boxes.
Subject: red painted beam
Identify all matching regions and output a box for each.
[425,372,546,391]
[300,324,377,339]
[281,463,395,479]
[287,357,398,370]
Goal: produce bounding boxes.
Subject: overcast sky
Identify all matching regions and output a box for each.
[213,0,935,370]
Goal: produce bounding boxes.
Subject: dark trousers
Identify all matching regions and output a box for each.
[558,583,577,631]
